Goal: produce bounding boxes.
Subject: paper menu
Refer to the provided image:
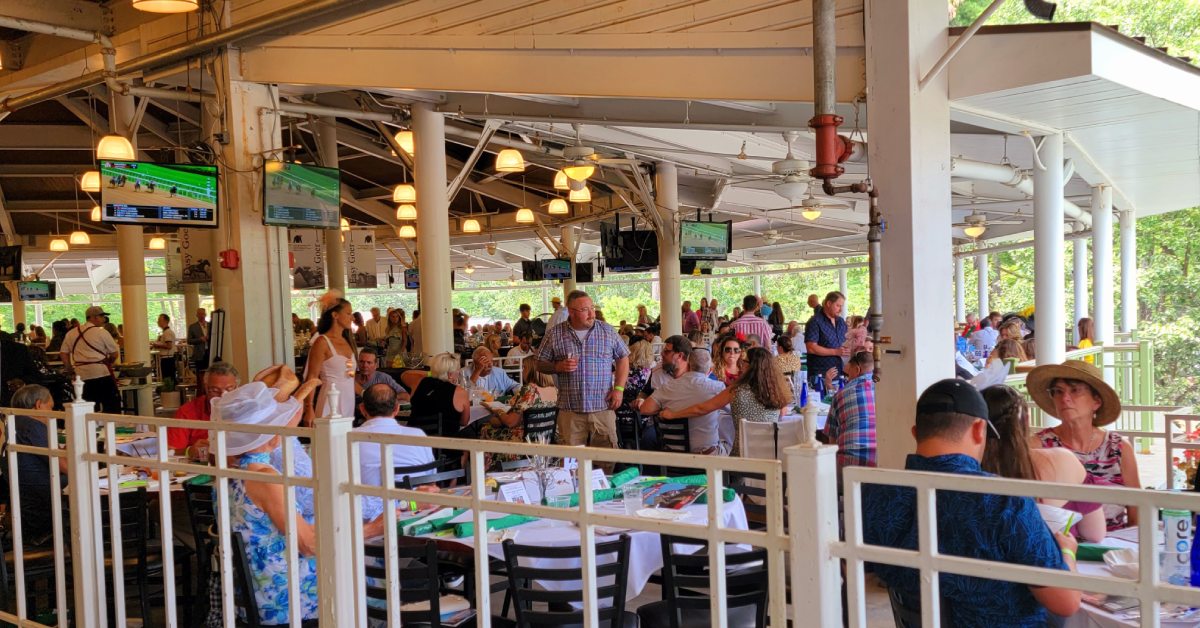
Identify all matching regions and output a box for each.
[1037,503,1077,534]
[498,481,532,504]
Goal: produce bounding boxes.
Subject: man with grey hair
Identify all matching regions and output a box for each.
[170,361,240,459]
[462,345,519,397]
[10,384,68,545]
[640,346,730,455]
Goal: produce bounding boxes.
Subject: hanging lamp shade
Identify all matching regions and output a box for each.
[49,238,69,252]
[562,161,596,182]
[394,130,415,156]
[802,208,821,221]
[80,170,101,192]
[148,236,167,250]
[463,263,475,275]
[568,186,591,203]
[495,149,526,173]
[392,183,416,204]
[548,198,569,215]
[553,170,570,191]
[396,204,417,221]
[514,208,536,224]
[132,0,199,13]
[462,218,482,234]
[96,135,136,160]
[398,225,417,239]
[90,205,102,221]
[69,230,91,245]
[963,224,986,239]
[265,159,285,174]
[340,218,350,232]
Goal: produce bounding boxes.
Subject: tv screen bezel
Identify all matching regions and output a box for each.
[541,258,572,281]
[403,268,420,289]
[99,160,220,229]
[17,280,56,301]
[678,219,732,260]
[262,162,343,229]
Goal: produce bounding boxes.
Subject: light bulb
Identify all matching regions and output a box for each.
[132,0,199,12]
[69,230,90,245]
[392,183,416,204]
[396,204,417,221]
[495,149,526,173]
[548,198,569,215]
[394,130,415,156]
[149,236,167,250]
[90,205,102,221]
[265,160,285,173]
[463,263,475,275]
[80,170,100,192]
[398,225,417,239]
[463,218,482,234]
[802,209,821,221]
[96,135,136,160]
[562,161,595,182]
[568,186,591,203]
[49,239,69,252]
[964,224,987,238]
[515,208,536,224]
[553,170,570,191]
[340,218,350,232]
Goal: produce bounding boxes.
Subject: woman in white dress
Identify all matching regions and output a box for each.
[302,293,356,424]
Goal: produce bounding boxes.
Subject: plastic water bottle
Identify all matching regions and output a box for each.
[1163,509,1192,585]
[799,381,808,407]
[1191,514,1200,586]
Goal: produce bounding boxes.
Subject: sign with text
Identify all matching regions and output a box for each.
[290,229,327,290]
[179,228,212,284]
[164,239,184,294]
[345,228,378,289]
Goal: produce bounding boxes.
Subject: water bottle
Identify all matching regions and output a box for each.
[799,381,808,407]
[1191,514,1200,586]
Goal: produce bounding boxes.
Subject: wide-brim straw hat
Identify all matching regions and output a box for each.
[1027,359,1121,427]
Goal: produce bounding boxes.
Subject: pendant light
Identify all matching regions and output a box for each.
[562,161,595,182]
[90,205,101,221]
[96,135,136,160]
[49,238,69,252]
[553,170,570,191]
[132,0,199,13]
[69,230,91,245]
[963,224,987,239]
[495,148,526,173]
[513,175,534,223]
[80,170,100,192]
[265,159,285,174]
[394,130,415,156]
[461,194,481,233]
[548,198,569,215]
[398,225,417,239]
[463,262,475,275]
[802,208,821,221]
[340,218,350,232]
[392,183,416,204]
[568,185,591,204]
[396,204,417,221]
[149,236,167,250]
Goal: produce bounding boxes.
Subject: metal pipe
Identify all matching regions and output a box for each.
[126,86,209,103]
[952,230,1092,258]
[0,0,404,113]
[918,0,1007,90]
[812,0,837,117]
[951,157,1091,226]
[865,185,883,383]
[276,101,401,123]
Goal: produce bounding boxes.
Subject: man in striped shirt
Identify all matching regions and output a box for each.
[729,294,776,355]
[823,351,876,471]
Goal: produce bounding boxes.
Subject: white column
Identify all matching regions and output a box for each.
[1092,186,1114,346]
[413,103,453,354]
[954,257,965,324]
[1033,133,1066,365]
[315,116,346,291]
[753,273,762,298]
[838,263,849,312]
[560,225,577,297]
[866,0,955,469]
[1072,223,1088,344]
[976,253,989,316]
[183,284,200,327]
[704,277,712,300]
[1119,208,1137,333]
[655,162,682,337]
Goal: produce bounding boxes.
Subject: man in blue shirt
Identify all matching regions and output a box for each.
[804,291,848,386]
[463,345,519,397]
[862,379,1080,627]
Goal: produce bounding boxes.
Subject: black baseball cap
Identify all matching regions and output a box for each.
[916,379,989,421]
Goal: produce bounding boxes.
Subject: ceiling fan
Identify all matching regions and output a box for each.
[953,211,1023,239]
[724,131,814,204]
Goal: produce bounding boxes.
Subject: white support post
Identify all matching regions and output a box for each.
[954,257,965,324]
[413,103,454,354]
[1072,222,1088,344]
[65,379,106,628]
[316,116,347,291]
[1092,186,1114,346]
[704,277,712,300]
[839,263,849,313]
[787,445,842,627]
[313,386,356,626]
[1119,208,1137,333]
[1033,133,1066,365]
[656,162,682,337]
[976,254,989,317]
[560,225,577,298]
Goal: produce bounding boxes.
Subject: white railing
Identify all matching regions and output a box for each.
[786,443,1200,628]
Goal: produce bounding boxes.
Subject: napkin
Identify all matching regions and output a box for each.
[453,514,539,538]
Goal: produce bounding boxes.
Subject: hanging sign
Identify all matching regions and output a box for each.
[179,228,213,284]
[164,239,184,294]
[290,228,327,290]
[346,228,378,289]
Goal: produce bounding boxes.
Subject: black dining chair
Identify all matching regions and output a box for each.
[655,417,698,477]
[500,534,638,628]
[521,406,558,443]
[363,536,477,627]
[397,466,466,490]
[183,481,216,615]
[636,535,768,628]
[406,414,444,437]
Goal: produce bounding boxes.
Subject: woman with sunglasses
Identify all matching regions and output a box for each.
[712,335,745,386]
[1027,360,1139,529]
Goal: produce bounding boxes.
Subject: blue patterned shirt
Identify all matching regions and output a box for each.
[824,373,876,469]
[804,312,847,380]
[537,320,629,412]
[863,454,1068,628]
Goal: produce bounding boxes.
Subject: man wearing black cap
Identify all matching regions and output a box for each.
[60,305,121,413]
[862,379,1081,626]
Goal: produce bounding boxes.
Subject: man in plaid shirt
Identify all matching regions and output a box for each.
[537,290,630,451]
[730,294,776,355]
[823,351,876,471]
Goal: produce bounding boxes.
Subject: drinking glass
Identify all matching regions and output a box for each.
[622,484,643,515]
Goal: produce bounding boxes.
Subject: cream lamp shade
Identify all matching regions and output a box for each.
[394,131,415,156]
[91,205,102,221]
[463,263,475,275]
[49,239,69,252]
[964,224,987,238]
[463,218,482,234]
[548,198,569,215]
[69,231,91,245]
[495,149,526,173]
[396,204,417,221]
[562,161,595,182]
[132,0,199,12]
[398,225,417,239]
[802,208,821,221]
[392,183,416,204]
[340,218,350,232]
[553,170,570,191]
[80,170,101,192]
[568,186,591,203]
[515,208,536,224]
[149,236,167,250]
[96,135,136,160]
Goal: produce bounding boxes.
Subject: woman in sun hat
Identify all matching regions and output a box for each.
[1027,359,1140,530]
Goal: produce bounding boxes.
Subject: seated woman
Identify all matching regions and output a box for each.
[986,338,1026,369]
[981,385,1106,542]
[478,358,559,470]
[1028,360,1139,530]
[10,384,68,547]
[775,335,803,375]
[401,352,470,437]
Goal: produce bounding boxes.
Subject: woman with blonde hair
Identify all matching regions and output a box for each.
[987,338,1027,368]
[401,352,470,437]
[478,357,559,469]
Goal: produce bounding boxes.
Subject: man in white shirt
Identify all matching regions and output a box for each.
[151,313,178,382]
[364,307,388,342]
[969,317,1000,355]
[641,348,730,455]
[547,295,568,329]
[355,383,435,520]
[61,305,121,413]
[507,332,535,361]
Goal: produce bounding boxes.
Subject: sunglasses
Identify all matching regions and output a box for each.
[723,347,742,354]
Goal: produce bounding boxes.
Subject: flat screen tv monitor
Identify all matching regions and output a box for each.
[403,268,420,289]
[17,280,56,301]
[575,262,594,283]
[603,227,659,272]
[263,163,341,229]
[679,220,732,260]
[521,260,543,282]
[100,160,218,228]
[541,259,572,281]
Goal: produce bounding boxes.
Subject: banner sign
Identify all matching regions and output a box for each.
[179,228,213,284]
[290,229,327,290]
[346,229,378,289]
[164,239,184,294]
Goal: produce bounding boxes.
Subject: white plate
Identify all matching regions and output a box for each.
[636,508,691,521]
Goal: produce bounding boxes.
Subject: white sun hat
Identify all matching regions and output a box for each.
[211,381,302,455]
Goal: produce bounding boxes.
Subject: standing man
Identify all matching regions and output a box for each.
[547,296,568,329]
[681,301,701,335]
[804,291,848,384]
[151,313,178,382]
[364,307,388,343]
[730,294,775,355]
[537,290,630,454]
[822,351,876,472]
[60,306,121,413]
[513,303,535,341]
[188,307,210,377]
[409,309,423,355]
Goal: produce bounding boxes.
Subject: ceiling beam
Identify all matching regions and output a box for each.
[0,0,103,33]
[0,164,81,177]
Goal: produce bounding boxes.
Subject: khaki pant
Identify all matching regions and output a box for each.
[557,409,619,449]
